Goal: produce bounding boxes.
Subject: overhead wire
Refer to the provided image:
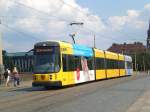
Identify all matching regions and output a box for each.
[9,0,98,23]
[8,0,74,22]
[5,0,90,42]
[59,0,87,22]
[2,0,147,44]
[0,15,62,21]
[0,22,41,41]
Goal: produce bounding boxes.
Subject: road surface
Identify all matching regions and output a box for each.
[0,73,150,112]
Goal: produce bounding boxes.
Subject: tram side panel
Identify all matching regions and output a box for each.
[118,54,126,77]
[94,49,107,80]
[105,51,119,78]
[61,43,95,86]
[60,43,75,86]
[72,44,95,84]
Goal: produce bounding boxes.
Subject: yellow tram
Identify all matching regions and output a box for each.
[32,41,132,88]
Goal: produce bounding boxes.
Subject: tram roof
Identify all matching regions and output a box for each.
[35,41,92,49]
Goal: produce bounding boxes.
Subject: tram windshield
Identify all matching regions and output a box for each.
[33,46,60,74]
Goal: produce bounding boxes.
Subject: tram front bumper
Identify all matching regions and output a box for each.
[32,81,62,87]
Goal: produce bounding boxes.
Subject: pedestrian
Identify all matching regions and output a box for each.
[148,70,150,75]
[5,68,11,87]
[3,69,8,81]
[12,67,20,87]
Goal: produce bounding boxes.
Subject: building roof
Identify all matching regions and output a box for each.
[107,42,146,54]
[6,51,33,57]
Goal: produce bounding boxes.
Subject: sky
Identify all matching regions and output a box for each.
[0,0,150,52]
[77,0,150,18]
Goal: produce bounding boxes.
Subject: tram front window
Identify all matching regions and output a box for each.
[34,48,60,73]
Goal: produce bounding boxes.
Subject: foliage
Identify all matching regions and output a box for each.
[131,52,150,71]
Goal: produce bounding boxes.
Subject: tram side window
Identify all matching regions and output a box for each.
[118,61,125,69]
[63,54,74,71]
[68,55,75,71]
[87,57,94,70]
[74,56,82,70]
[106,59,118,69]
[65,55,74,71]
[106,59,112,69]
[95,58,105,70]
[62,54,68,71]
[114,60,118,69]
[62,54,94,71]
[127,62,132,69]
[63,54,82,72]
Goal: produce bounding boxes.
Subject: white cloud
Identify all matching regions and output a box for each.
[7,0,105,35]
[0,0,14,12]
[107,9,146,31]
[127,10,139,18]
[15,17,44,32]
[108,16,127,30]
[18,0,64,14]
[144,3,150,10]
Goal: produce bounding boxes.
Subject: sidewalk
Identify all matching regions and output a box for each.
[0,73,32,89]
[127,90,150,112]
[0,80,32,91]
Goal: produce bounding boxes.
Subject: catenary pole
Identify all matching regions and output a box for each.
[0,19,4,84]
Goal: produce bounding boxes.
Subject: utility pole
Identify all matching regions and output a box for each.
[0,32,3,66]
[0,19,2,65]
[143,55,146,72]
[94,34,96,48]
[69,22,84,44]
[134,52,137,72]
[0,19,4,84]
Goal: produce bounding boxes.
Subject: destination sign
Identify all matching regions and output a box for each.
[36,48,54,53]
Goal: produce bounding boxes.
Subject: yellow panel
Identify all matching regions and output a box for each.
[59,72,68,86]
[119,69,126,76]
[94,48,105,58]
[96,70,106,80]
[59,72,75,86]
[118,54,124,61]
[68,72,75,85]
[59,41,73,54]
[58,42,75,86]
[105,51,118,60]
[33,74,50,82]
[107,69,119,78]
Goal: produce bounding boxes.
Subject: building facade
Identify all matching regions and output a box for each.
[3,51,34,73]
[107,42,146,55]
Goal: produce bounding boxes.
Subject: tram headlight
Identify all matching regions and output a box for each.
[50,75,52,80]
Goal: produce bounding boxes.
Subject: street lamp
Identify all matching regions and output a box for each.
[69,22,84,26]
[69,33,76,44]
